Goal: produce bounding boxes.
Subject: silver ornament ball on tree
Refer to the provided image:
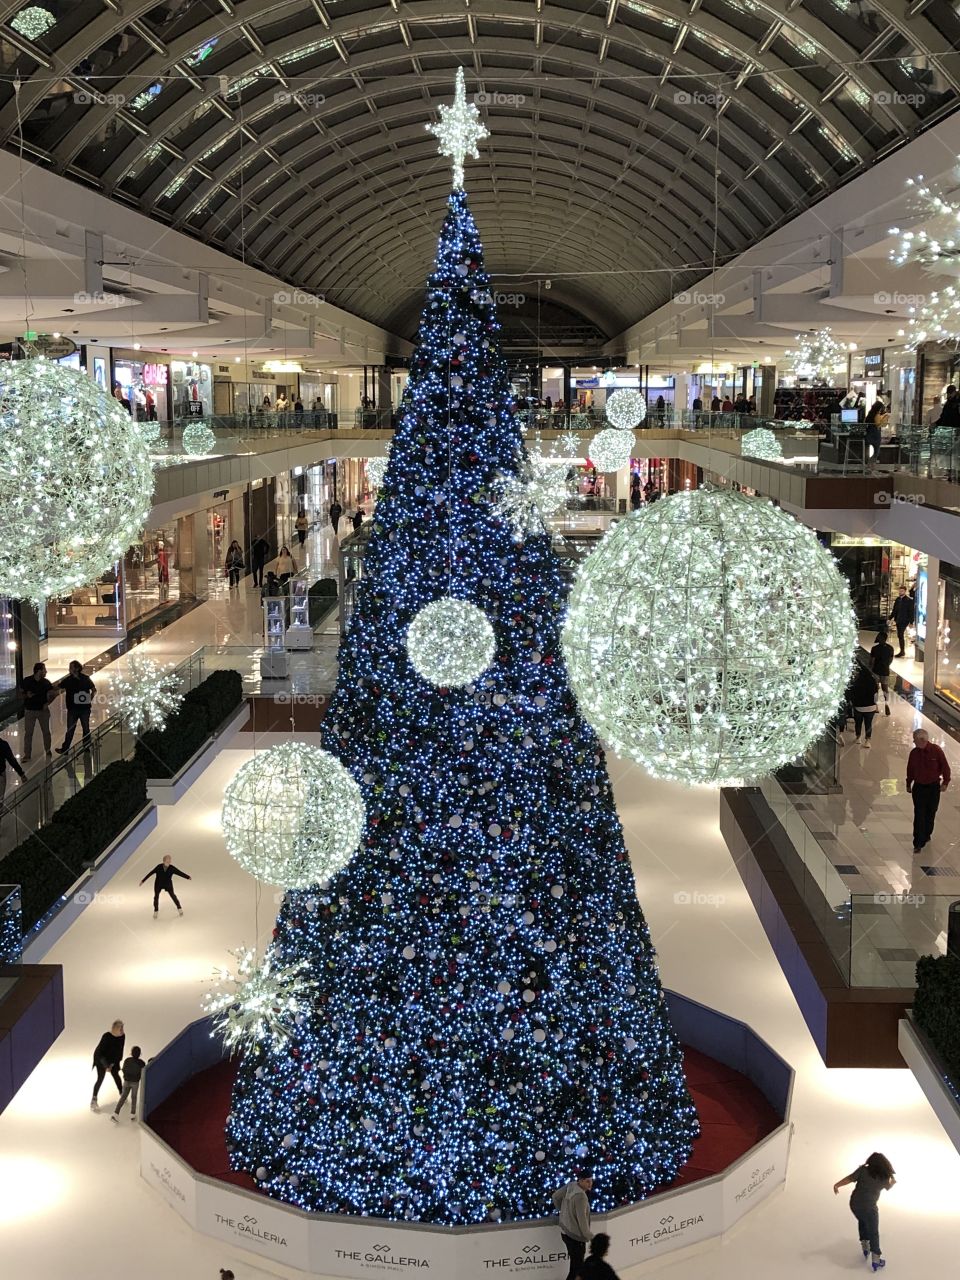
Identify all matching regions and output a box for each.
[0,359,153,603]
[562,488,856,786]
[589,427,635,473]
[221,742,366,887]
[605,388,647,429]
[406,596,496,687]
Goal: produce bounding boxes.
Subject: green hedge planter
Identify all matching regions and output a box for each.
[135,669,244,780]
[914,952,960,1092]
[0,759,148,930]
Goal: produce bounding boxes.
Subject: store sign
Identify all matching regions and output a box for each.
[864,348,884,375]
[32,334,78,360]
[260,360,303,374]
[575,378,600,387]
[916,567,927,644]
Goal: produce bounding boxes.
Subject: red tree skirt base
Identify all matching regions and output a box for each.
[147,1045,780,1202]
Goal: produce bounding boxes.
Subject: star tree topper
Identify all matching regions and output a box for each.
[427,67,489,190]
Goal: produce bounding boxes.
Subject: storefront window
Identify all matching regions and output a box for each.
[935,564,960,710]
[124,526,179,624]
[46,564,123,636]
[114,358,169,423]
[171,359,213,418]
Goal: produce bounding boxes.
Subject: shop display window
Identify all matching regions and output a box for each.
[124,527,179,624]
[935,566,960,710]
[47,564,123,635]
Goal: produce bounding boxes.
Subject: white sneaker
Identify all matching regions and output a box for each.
[863,740,872,749]
[177,909,183,917]
[110,1114,119,1124]
[90,1100,99,1112]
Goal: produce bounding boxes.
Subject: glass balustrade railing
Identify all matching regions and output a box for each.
[0,647,206,854]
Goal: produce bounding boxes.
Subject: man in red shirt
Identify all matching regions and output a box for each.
[906,728,951,853]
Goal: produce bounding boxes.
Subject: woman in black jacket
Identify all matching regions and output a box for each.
[91,1019,125,1111]
[849,664,880,748]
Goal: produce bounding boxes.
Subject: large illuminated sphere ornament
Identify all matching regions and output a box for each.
[0,359,153,604]
[741,427,783,460]
[562,489,856,786]
[605,388,647,429]
[221,742,366,888]
[182,421,217,456]
[589,427,635,472]
[406,596,496,687]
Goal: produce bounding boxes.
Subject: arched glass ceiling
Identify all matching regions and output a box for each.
[0,0,956,334]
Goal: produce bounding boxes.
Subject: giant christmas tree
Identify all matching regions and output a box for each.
[226,70,698,1225]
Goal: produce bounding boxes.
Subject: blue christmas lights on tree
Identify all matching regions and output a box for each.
[225,70,697,1227]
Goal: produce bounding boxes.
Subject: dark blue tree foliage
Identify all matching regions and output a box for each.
[227,190,698,1224]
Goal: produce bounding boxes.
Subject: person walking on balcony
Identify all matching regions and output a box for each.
[250,534,270,588]
[870,630,894,715]
[90,1019,125,1111]
[935,384,960,428]
[352,508,365,532]
[56,660,96,754]
[140,854,191,918]
[888,586,914,658]
[295,510,309,546]
[225,540,244,591]
[276,545,298,582]
[849,664,880,748]
[330,499,343,534]
[0,737,26,804]
[907,728,950,853]
[20,660,56,762]
[834,1152,895,1272]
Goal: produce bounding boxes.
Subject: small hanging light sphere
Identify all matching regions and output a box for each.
[182,421,217,456]
[0,359,153,603]
[406,597,496,687]
[221,742,366,887]
[741,427,783,460]
[589,427,635,472]
[605,388,647,429]
[562,488,856,786]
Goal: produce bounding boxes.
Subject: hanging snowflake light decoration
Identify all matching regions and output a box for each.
[741,427,783,460]
[222,742,365,888]
[551,429,582,458]
[406,597,496,687]
[787,327,846,383]
[203,945,316,1053]
[561,488,856,786]
[605,388,648,429]
[367,442,392,491]
[492,446,571,541]
[589,427,635,472]
[182,421,216,456]
[113,651,183,735]
[0,360,153,605]
[906,286,960,348]
[890,177,960,267]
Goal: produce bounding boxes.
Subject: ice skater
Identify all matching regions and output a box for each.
[90,1019,125,1111]
[111,1045,144,1122]
[834,1151,896,1271]
[140,854,191,918]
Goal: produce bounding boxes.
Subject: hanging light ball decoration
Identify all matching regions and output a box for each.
[139,418,162,445]
[182,421,217,456]
[406,597,496,688]
[787,328,846,383]
[113,651,183,735]
[222,743,366,888]
[605,388,648,430]
[366,442,391,491]
[562,488,856,786]
[0,359,153,604]
[589,427,635,472]
[890,177,960,267]
[741,427,783,460]
[907,287,960,349]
